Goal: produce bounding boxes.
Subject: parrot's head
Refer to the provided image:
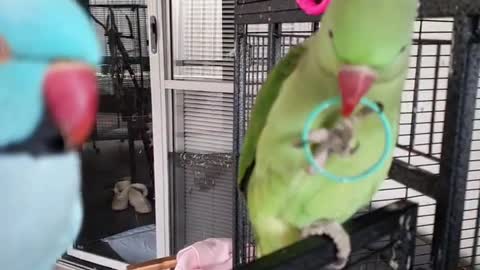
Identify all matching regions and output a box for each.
[315,0,418,117]
[0,1,101,269]
[0,0,101,151]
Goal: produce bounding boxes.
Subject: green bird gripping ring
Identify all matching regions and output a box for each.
[302,96,394,183]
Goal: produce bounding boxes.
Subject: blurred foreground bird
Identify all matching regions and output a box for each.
[0,1,101,269]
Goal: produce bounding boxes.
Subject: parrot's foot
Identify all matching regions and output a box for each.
[304,129,329,174]
[301,220,351,269]
[302,102,384,174]
[305,124,358,175]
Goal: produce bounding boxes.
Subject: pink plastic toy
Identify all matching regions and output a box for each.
[175,238,232,270]
[175,238,255,270]
[296,0,332,16]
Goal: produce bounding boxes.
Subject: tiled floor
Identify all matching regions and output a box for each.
[76,140,155,260]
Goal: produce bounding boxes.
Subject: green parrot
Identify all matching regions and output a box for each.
[237,0,418,268]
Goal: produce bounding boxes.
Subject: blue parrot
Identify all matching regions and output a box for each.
[0,1,101,269]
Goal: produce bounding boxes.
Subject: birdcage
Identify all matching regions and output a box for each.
[233,1,480,269]
[86,1,154,181]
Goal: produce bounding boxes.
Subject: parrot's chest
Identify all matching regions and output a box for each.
[251,98,397,226]
[0,153,83,270]
[250,129,392,226]
[248,69,401,225]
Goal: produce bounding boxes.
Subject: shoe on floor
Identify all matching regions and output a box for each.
[129,183,152,214]
[112,177,132,211]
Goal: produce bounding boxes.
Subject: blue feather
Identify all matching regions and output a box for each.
[0,0,101,65]
[0,0,102,146]
[0,1,101,269]
[0,153,83,270]
[0,61,47,147]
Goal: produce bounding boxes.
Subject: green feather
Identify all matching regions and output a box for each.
[238,44,306,188]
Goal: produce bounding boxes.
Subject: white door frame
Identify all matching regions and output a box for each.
[66,0,171,268]
[148,0,234,254]
[66,249,129,270]
[147,0,171,259]
[67,0,234,267]
[151,0,235,253]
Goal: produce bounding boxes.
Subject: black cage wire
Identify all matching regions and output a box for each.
[233,0,480,269]
[86,1,154,182]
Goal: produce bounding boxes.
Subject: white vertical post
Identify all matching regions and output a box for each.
[146,0,171,258]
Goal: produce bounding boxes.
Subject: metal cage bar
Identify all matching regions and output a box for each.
[237,200,419,270]
[234,23,250,266]
[431,15,480,270]
[235,0,456,24]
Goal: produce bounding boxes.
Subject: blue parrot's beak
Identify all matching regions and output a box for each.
[44,62,98,148]
[339,65,377,117]
[0,37,11,63]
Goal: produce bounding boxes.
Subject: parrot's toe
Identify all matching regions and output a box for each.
[307,148,328,174]
[293,129,328,148]
[308,129,329,143]
[304,125,359,174]
[301,220,351,269]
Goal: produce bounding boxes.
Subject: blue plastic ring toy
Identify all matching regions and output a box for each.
[301,96,393,183]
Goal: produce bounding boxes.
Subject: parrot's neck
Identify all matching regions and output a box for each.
[299,47,338,95]
[301,43,406,122]
[302,44,334,84]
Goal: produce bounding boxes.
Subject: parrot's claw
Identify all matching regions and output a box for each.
[351,143,361,155]
[303,102,381,174]
[302,220,351,269]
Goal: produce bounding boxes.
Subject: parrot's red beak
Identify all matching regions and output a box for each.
[43,62,98,149]
[338,65,377,117]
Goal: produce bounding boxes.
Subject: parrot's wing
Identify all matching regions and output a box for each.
[238,44,306,192]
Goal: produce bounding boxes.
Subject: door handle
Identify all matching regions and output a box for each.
[150,16,158,54]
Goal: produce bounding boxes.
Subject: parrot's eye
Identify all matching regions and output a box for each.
[48,136,65,152]
[0,37,11,63]
[399,45,408,54]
